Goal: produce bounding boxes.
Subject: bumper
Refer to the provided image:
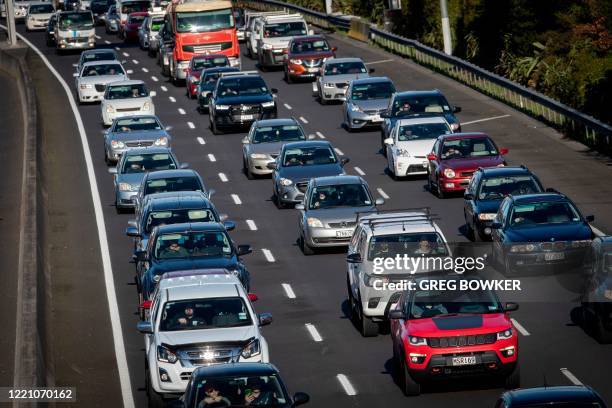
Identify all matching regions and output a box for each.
[438,176,471,192]
[57,38,95,50]
[124,30,138,40]
[261,49,286,67]
[115,190,137,207]
[347,110,384,129]
[248,157,275,175]
[505,248,587,269]
[276,184,304,205]
[287,63,320,79]
[360,287,403,319]
[213,108,277,129]
[392,156,429,176]
[229,56,241,68]
[321,86,347,101]
[26,19,49,29]
[78,88,104,103]
[305,226,355,248]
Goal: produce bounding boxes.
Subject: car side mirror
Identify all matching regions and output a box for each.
[237,244,252,256]
[346,253,362,263]
[242,137,249,144]
[149,90,156,97]
[464,192,474,200]
[258,312,273,326]
[293,392,310,406]
[504,302,519,312]
[126,225,140,237]
[388,309,405,319]
[340,157,350,166]
[248,293,258,302]
[453,105,462,113]
[136,320,153,334]
[179,162,189,169]
[219,213,229,222]
[134,250,147,261]
[108,167,117,174]
[271,88,278,94]
[266,162,277,170]
[368,68,375,73]
[380,111,390,118]
[72,72,79,77]
[308,29,314,35]
[384,138,393,146]
[207,188,215,199]
[490,222,502,229]
[295,203,305,210]
[586,215,595,222]
[499,148,509,155]
[426,153,436,161]
[375,197,385,206]
[331,46,337,52]
[223,220,236,231]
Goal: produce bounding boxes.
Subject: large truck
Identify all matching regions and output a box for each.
[164,0,240,83]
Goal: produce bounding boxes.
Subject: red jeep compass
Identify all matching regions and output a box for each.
[389,278,520,396]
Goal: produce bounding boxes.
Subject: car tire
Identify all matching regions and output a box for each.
[591,309,612,344]
[358,301,378,337]
[435,176,445,199]
[245,159,255,180]
[211,118,222,135]
[464,212,475,241]
[504,364,520,390]
[300,235,314,256]
[503,256,515,275]
[400,357,421,396]
[146,370,165,408]
[319,95,328,105]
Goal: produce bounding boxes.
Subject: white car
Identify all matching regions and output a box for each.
[384,116,453,178]
[101,80,155,126]
[137,270,272,403]
[74,60,130,104]
[25,2,54,30]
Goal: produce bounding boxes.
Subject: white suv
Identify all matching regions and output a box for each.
[137,270,272,405]
[346,209,451,337]
[254,13,311,69]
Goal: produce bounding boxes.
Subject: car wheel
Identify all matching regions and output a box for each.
[464,212,475,241]
[146,372,165,408]
[357,300,378,337]
[211,119,222,135]
[436,177,445,199]
[504,364,520,390]
[400,357,421,396]
[593,310,612,344]
[300,235,314,255]
[319,95,328,105]
[245,159,255,180]
[503,255,515,275]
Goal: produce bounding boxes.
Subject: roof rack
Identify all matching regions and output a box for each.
[357,207,430,220]
[356,208,441,231]
[219,70,259,78]
[262,13,304,22]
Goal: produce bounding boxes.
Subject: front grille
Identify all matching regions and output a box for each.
[364,109,382,115]
[460,170,475,178]
[95,84,106,92]
[303,58,322,67]
[66,37,88,43]
[428,333,496,348]
[177,345,242,368]
[116,107,140,112]
[183,42,232,54]
[540,241,567,251]
[335,82,348,88]
[125,141,153,148]
[230,104,261,115]
[328,221,356,229]
[296,182,308,193]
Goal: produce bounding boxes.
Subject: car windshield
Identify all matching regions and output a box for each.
[350,82,395,101]
[121,2,148,14]
[217,77,269,97]
[252,125,305,144]
[159,297,251,332]
[82,63,124,77]
[128,14,145,23]
[150,17,163,31]
[82,51,116,64]
[106,84,148,99]
[324,61,366,76]
[59,12,93,29]
[192,56,229,70]
[30,4,54,13]
[309,184,371,209]
[176,8,234,33]
[397,122,451,141]
[409,287,502,319]
[263,21,306,37]
[121,153,176,174]
[145,209,216,233]
[291,39,330,53]
[391,94,451,116]
[192,375,288,407]
[144,176,202,196]
[202,69,237,85]
[114,117,161,131]
[282,146,336,167]
[440,137,498,159]
[367,232,448,261]
[154,231,232,260]
[478,175,541,200]
[509,201,582,226]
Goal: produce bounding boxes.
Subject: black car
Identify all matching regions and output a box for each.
[197,66,239,112]
[168,363,309,408]
[46,13,58,46]
[581,236,612,343]
[496,385,607,408]
[380,90,461,150]
[490,192,595,273]
[464,166,544,241]
[209,71,278,134]
[136,222,252,302]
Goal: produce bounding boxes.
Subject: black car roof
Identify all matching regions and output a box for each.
[145,169,198,180]
[192,363,280,380]
[479,166,534,177]
[156,222,226,234]
[505,386,603,405]
[218,74,263,82]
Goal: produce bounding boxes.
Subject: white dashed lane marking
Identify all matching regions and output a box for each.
[316,131,325,139]
[283,103,292,110]
[299,116,308,124]
[151,76,158,82]
[305,323,323,342]
[187,122,195,129]
[122,52,129,57]
[141,67,148,73]
[354,167,365,176]
[95,34,101,39]
[104,40,111,44]
[132,59,139,64]
[262,249,275,262]
[334,148,344,156]
[377,188,390,199]
[336,374,357,396]
[161,86,168,91]
[196,137,205,145]
[207,154,216,162]
[511,318,530,336]
[560,368,583,385]
[218,173,228,182]
[281,283,296,299]
[178,108,186,115]
[169,96,176,102]
[231,194,242,205]
[246,220,258,231]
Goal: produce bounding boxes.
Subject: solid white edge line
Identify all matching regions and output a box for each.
[4,26,136,408]
[299,116,308,124]
[354,166,365,176]
[231,194,242,205]
[218,172,228,182]
[305,323,323,342]
[316,131,325,139]
[510,318,530,336]
[207,153,216,162]
[283,103,292,110]
[461,114,511,126]
[560,368,583,385]
[196,137,205,145]
[376,188,390,199]
[336,374,357,396]
[281,283,295,299]
[246,219,258,231]
[262,248,275,262]
[187,121,195,129]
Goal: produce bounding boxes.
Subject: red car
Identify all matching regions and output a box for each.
[427,132,508,198]
[283,35,336,83]
[389,279,520,396]
[185,54,230,98]
[122,12,147,42]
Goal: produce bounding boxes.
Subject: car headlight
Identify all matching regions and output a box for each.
[201,91,211,98]
[363,273,382,287]
[450,122,460,131]
[348,103,362,112]
[324,82,334,88]
[408,336,427,346]
[396,148,410,157]
[157,345,178,363]
[443,168,456,178]
[241,338,261,359]
[570,239,591,248]
[80,83,93,89]
[261,101,275,108]
[279,178,292,186]
[509,244,537,253]
[142,101,151,111]
[119,182,136,191]
[262,43,273,50]
[154,136,168,146]
[289,58,302,64]
[215,104,230,110]
[88,34,95,41]
[497,328,513,340]
[604,289,612,300]
[106,105,115,113]
[110,140,125,149]
[478,213,497,221]
[250,153,269,160]
[307,217,324,228]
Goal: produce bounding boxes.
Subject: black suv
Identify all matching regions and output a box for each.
[496,385,607,408]
[208,71,278,134]
[464,166,544,241]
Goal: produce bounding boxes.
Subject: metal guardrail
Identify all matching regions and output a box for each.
[239,0,612,155]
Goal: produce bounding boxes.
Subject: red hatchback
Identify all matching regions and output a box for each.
[122,12,147,42]
[389,279,520,396]
[427,132,508,198]
[283,35,336,83]
[184,54,230,98]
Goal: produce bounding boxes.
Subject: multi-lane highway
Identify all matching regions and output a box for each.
[9,17,612,408]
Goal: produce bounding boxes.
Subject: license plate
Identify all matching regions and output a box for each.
[307,67,319,73]
[452,356,477,366]
[336,230,353,238]
[545,252,565,261]
[240,114,254,120]
[371,116,382,122]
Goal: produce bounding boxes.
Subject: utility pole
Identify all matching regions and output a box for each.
[439,0,452,55]
[324,0,332,15]
[5,0,18,46]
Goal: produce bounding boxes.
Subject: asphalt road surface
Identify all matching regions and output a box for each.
[11,21,612,408]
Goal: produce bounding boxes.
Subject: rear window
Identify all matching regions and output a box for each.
[106,83,148,99]
[252,125,305,143]
[144,176,202,195]
[114,117,161,131]
[121,153,176,173]
[145,209,216,233]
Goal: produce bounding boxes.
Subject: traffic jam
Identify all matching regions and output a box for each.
[10,0,612,406]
